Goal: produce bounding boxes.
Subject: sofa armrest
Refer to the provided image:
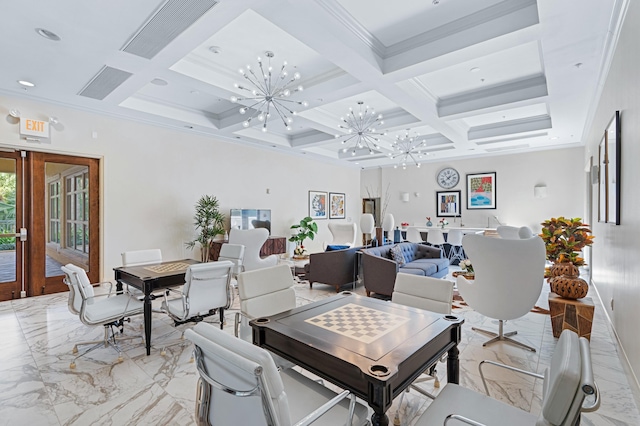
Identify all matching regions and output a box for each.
[416,244,444,259]
[361,252,398,297]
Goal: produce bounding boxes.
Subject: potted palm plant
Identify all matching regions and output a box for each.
[185,195,226,262]
[289,216,318,258]
[539,217,594,299]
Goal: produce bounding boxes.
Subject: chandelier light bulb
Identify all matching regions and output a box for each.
[293,72,301,80]
[297,85,304,91]
[283,89,290,97]
[230,96,238,103]
[262,127,268,132]
[243,121,250,127]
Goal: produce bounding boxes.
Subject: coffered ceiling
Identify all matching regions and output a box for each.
[0,0,625,168]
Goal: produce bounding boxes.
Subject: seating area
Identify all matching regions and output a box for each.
[1,266,635,425]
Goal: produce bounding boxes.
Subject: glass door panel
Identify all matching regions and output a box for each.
[0,152,22,301]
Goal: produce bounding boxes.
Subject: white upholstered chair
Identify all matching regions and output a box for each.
[62,264,143,369]
[392,273,454,397]
[185,322,369,426]
[457,234,546,351]
[413,329,600,426]
[323,222,357,249]
[121,248,162,267]
[360,213,375,245]
[218,243,245,278]
[426,228,446,249]
[496,225,521,239]
[405,226,424,243]
[161,261,233,329]
[228,228,278,271]
[518,226,534,239]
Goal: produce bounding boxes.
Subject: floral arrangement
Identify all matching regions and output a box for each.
[426,216,431,222]
[401,222,409,228]
[460,259,474,274]
[438,218,448,228]
[294,245,307,256]
[539,217,594,266]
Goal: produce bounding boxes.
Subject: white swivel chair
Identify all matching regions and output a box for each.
[323,222,357,249]
[457,234,546,352]
[392,273,454,398]
[185,322,369,426]
[496,225,521,239]
[61,264,143,369]
[121,248,162,267]
[518,226,534,239]
[382,213,395,243]
[413,329,600,426]
[360,213,375,245]
[405,226,424,243]
[162,261,233,329]
[447,229,465,263]
[228,228,278,271]
[218,243,245,278]
[426,228,446,249]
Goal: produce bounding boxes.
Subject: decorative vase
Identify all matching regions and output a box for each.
[549,262,588,299]
[426,220,433,227]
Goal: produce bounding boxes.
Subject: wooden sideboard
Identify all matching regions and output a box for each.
[209,236,287,261]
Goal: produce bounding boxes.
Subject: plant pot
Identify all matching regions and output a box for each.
[549,262,588,299]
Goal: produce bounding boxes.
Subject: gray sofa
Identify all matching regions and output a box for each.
[304,246,363,292]
[361,243,449,297]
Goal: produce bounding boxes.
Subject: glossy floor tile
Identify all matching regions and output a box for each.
[0,269,637,426]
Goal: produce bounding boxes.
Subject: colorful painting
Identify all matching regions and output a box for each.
[466,172,497,209]
[308,191,328,219]
[436,190,461,217]
[329,192,346,219]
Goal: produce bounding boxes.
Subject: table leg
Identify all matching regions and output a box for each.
[143,292,152,356]
[447,344,460,384]
[371,411,389,426]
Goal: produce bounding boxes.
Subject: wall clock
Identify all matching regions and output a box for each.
[437,167,460,189]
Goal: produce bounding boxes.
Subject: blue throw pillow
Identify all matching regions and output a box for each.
[389,245,406,266]
[326,245,350,252]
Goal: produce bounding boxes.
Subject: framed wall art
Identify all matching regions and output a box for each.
[436,190,461,217]
[308,191,328,219]
[607,110,621,225]
[329,192,346,219]
[466,172,497,209]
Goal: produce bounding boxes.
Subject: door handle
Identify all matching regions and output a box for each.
[15,228,27,241]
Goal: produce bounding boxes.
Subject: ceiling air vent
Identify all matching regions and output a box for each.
[78,66,133,100]
[122,0,219,59]
[485,144,530,152]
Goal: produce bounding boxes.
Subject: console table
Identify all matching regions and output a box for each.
[209,236,287,260]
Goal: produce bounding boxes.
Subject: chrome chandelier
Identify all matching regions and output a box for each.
[230,51,307,132]
[389,130,428,169]
[335,101,386,156]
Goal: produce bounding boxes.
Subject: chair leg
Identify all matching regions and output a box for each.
[219,308,224,330]
[472,320,536,352]
[70,323,141,369]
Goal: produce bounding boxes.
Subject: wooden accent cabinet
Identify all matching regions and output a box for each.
[210,236,287,261]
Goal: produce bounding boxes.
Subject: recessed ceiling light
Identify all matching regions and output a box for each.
[9,109,21,118]
[470,67,481,73]
[35,28,60,41]
[550,136,559,140]
[18,80,35,87]
[151,78,168,86]
[208,46,221,54]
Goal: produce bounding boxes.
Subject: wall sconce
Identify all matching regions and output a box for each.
[400,192,410,202]
[9,109,21,118]
[534,184,548,198]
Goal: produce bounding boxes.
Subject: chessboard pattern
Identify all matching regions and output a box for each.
[144,262,191,273]
[305,303,410,344]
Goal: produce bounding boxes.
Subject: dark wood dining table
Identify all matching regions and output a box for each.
[114,259,199,355]
[251,292,464,426]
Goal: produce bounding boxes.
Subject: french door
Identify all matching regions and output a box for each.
[0,150,99,302]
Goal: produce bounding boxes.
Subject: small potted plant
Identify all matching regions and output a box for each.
[539,217,595,299]
[289,216,318,258]
[185,195,226,262]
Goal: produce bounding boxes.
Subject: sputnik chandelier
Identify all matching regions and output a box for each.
[388,130,428,169]
[230,51,307,132]
[335,101,386,156]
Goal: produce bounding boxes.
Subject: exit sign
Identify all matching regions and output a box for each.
[20,118,50,140]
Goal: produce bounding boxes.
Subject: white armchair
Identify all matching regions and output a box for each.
[457,234,546,351]
[228,228,278,271]
[360,213,375,245]
[323,222,357,249]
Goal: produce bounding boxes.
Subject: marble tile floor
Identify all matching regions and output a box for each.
[0,272,638,426]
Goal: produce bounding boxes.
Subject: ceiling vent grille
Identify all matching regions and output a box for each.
[78,66,133,100]
[122,0,219,59]
[485,144,530,152]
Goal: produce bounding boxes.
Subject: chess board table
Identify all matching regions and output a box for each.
[251,292,464,426]
[114,259,200,355]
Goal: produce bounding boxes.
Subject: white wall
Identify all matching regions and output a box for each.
[0,95,360,279]
[583,0,640,388]
[361,147,585,233]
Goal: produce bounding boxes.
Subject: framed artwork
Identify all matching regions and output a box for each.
[436,190,461,217]
[606,110,621,225]
[308,191,328,219]
[329,192,346,219]
[466,172,497,209]
[598,136,607,222]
